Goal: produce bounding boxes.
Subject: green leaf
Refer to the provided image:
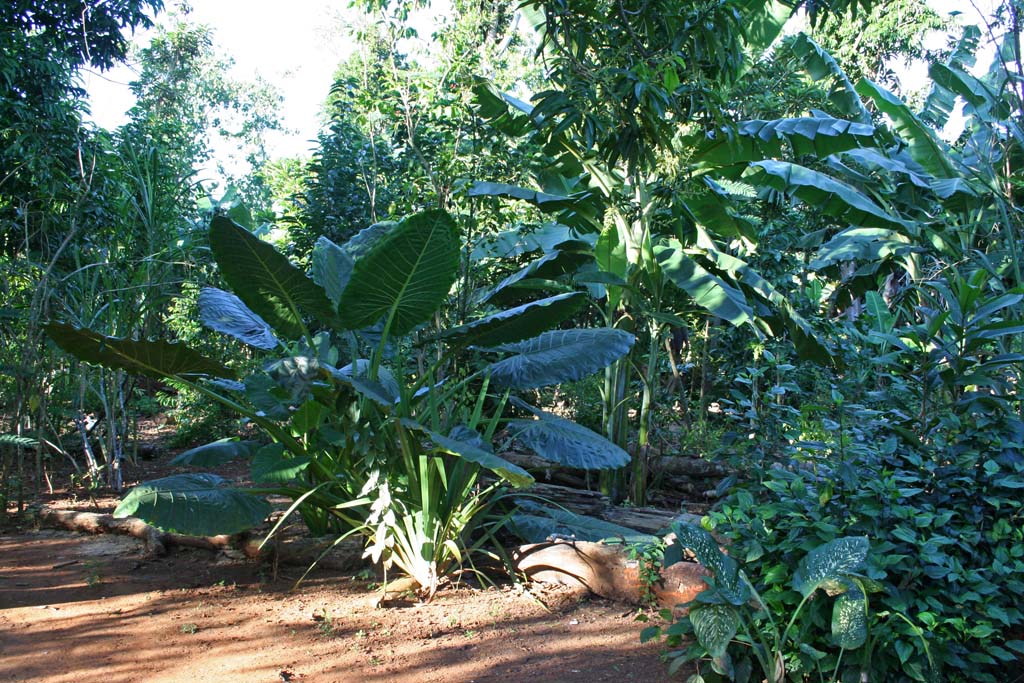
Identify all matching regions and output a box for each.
[338,209,460,336]
[690,604,740,658]
[701,247,833,364]
[441,292,587,347]
[311,236,355,306]
[487,328,635,389]
[790,34,870,121]
[832,587,868,649]
[330,360,401,406]
[45,323,233,380]
[209,216,336,338]
[342,221,396,259]
[114,474,271,536]
[510,500,656,544]
[793,536,869,597]
[508,400,630,470]
[655,242,753,326]
[691,116,875,168]
[670,523,749,605]
[198,287,279,350]
[169,438,260,467]
[856,79,956,179]
[400,419,534,487]
[746,161,910,231]
[483,247,594,305]
[250,443,310,484]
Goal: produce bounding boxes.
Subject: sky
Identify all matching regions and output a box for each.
[82,0,1004,162]
[82,0,352,159]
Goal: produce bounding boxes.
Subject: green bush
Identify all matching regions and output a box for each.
[702,402,1024,682]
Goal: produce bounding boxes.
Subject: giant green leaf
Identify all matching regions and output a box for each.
[510,500,656,544]
[114,473,271,536]
[468,182,601,230]
[922,25,983,129]
[691,116,875,168]
[311,236,355,306]
[210,216,336,338]
[790,34,870,121]
[337,210,460,336]
[655,242,753,327]
[442,292,587,347]
[198,287,278,350]
[856,79,957,179]
[401,419,534,487]
[690,605,741,658]
[487,328,635,389]
[793,536,869,597]
[250,443,311,484]
[746,161,910,231]
[832,586,868,649]
[342,221,396,259]
[169,438,260,467]
[483,247,594,304]
[507,400,630,470]
[45,323,233,380]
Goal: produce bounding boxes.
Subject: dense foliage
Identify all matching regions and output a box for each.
[3,0,1024,679]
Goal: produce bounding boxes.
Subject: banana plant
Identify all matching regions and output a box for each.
[46,208,635,598]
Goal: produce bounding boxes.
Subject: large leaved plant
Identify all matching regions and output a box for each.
[47,209,634,598]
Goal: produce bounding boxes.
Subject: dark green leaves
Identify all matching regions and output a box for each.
[45,323,233,380]
[488,328,635,389]
[169,438,260,467]
[441,292,587,347]
[656,242,753,327]
[670,523,749,605]
[508,401,630,470]
[311,236,355,306]
[114,474,271,536]
[510,501,656,544]
[210,216,336,338]
[338,209,460,336]
[746,161,909,231]
[250,443,310,483]
[691,116,875,168]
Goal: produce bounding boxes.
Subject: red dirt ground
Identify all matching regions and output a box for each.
[0,526,679,683]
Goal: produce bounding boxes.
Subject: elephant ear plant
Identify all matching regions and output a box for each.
[46,209,634,598]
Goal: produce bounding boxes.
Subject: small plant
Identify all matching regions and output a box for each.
[83,560,102,588]
[642,524,872,682]
[180,623,199,635]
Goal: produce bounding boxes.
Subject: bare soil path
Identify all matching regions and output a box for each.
[0,528,674,683]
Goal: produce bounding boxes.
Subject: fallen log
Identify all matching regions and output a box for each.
[27,505,364,571]
[599,506,703,535]
[517,482,610,517]
[649,455,730,478]
[514,540,708,612]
